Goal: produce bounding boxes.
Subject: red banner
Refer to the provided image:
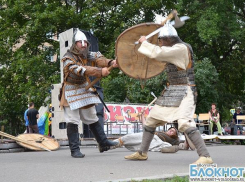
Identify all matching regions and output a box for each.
[104,104,152,122]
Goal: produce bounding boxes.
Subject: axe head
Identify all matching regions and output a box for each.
[151,92,157,98]
[171,15,190,28]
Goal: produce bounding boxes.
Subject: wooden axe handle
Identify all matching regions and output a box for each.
[138,97,158,117]
[135,10,177,44]
[160,10,177,25]
[85,65,114,90]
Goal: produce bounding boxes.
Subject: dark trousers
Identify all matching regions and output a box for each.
[28,125,39,134]
[26,126,29,133]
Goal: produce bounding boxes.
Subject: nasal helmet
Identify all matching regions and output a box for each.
[158,22,178,38]
[74,28,88,46]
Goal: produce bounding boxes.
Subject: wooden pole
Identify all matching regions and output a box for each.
[160,10,177,25]
[85,65,114,90]
[138,97,158,117]
[0,131,51,152]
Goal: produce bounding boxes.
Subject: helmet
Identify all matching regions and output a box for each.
[158,22,178,38]
[74,28,87,46]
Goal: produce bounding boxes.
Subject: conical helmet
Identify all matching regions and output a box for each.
[74,28,88,46]
[158,22,178,38]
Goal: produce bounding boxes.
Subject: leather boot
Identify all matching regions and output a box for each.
[124,126,155,160]
[89,121,118,153]
[67,123,85,158]
[124,151,148,160]
[185,127,213,164]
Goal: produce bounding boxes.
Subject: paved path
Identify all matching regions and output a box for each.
[0,145,244,182]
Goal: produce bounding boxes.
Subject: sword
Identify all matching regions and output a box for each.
[91,90,110,113]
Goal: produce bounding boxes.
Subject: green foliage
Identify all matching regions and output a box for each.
[0,0,61,134]
[102,70,128,102]
[102,70,166,103]
[177,0,245,114]
[221,107,233,122]
[194,58,219,113]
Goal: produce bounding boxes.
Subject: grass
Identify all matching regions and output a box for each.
[221,139,245,145]
[130,176,189,182]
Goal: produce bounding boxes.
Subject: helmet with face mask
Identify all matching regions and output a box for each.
[74,28,88,46]
[158,22,178,38]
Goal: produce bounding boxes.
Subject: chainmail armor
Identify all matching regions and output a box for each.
[87,51,103,61]
[61,51,101,110]
[155,43,197,107]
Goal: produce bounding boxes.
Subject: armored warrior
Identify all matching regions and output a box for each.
[124,23,213,164]
[59,29,118,158]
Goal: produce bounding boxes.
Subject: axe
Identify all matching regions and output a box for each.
[138,92,158,117]
[135,10,190,44]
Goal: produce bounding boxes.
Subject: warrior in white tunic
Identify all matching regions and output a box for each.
[60,29,118,158]
[125,23,213,164]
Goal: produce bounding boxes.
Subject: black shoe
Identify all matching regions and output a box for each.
[89,122,117,153]
[67,123,85,158]
[98,145,110,153]
[71,151,85,158]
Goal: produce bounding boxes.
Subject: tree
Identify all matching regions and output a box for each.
[0,0,64,134]
[0,0,175,134]
[194,58,219,113]
[176,0,245,115]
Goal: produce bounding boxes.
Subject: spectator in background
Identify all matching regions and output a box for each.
[208,103,222,135]
[233,107,244,135]
[24,104,30,133]
[27,102,39,133]
[230,108,236,135]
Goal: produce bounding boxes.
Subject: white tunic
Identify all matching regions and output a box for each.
[114,133,172,152]
[138,41,196,131]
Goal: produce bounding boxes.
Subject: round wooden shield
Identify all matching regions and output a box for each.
[116,23,166,80]
[16,133,60,151]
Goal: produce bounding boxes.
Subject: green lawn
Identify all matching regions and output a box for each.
[130,176,189,182]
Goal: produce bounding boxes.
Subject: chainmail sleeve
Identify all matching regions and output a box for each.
[63,58,86,76]
[88,51,112,67]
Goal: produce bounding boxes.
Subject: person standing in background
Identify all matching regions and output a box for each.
[233,107,244,135]
[27,102,39,133]
[24,104,30,133]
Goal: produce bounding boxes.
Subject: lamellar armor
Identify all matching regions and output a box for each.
[61,51,111,110]
[155,43,197,107]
